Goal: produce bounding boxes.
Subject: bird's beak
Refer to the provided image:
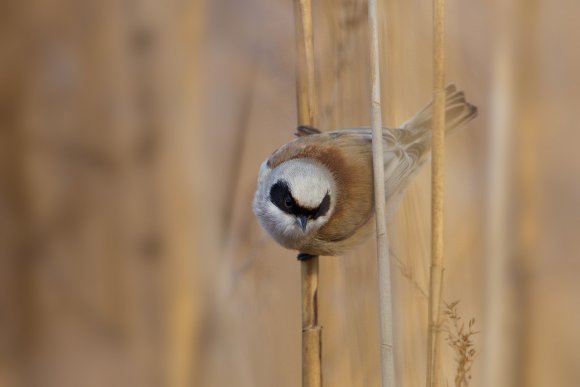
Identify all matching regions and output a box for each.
[297,216,308,232]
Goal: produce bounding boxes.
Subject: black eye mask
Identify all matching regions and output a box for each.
[270,180,331,219]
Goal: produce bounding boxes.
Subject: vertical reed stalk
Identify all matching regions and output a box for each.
[483,1,515,386]
[368,1,396,386]
[426,0,446,386]
[293,1,321,386]
[513,0,538,383]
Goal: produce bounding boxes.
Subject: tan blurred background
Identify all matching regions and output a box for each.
[0,0,579,386]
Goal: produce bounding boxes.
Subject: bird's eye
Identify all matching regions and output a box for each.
[269,180,296,214]
[284,195,293,208]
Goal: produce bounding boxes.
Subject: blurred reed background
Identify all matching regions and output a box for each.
[0,0,579,387]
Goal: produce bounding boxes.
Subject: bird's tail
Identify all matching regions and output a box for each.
[382,85,477,219]
[400,84,478,144]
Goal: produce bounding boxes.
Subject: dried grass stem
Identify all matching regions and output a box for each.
[293,1,322,386]
[368,0,396,386]
[426,0,446,386]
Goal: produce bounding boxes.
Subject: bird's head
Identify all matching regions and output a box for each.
[252,158,336,249]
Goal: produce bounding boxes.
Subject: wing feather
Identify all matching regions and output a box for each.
[325,85,477,218]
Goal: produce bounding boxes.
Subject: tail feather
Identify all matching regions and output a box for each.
[401,84,478,144]
[382,85,477,219]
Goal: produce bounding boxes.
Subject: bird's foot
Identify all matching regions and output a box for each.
[297,252,317,261]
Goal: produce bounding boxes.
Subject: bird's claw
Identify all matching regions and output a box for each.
[297,252,316,261]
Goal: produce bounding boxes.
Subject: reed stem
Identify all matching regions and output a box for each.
[368,0,396,386]
[292,1,321,386]
[426,0,446,386]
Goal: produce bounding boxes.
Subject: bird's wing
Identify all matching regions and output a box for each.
[325,128,425,218]
[326,84,477,218]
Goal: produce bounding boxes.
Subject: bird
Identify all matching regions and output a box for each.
[252,84,477,258]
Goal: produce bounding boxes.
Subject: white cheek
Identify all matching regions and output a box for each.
[260,199,331,244]
[266,203,297,233]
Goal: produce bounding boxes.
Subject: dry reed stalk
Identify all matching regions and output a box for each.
[512,3,538,386]
[163,2,208,386]
[292,1,322,386]
[426,0,446,386]
[483,3,539,387]
[368,0,396,386]
[483,1,516,386]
